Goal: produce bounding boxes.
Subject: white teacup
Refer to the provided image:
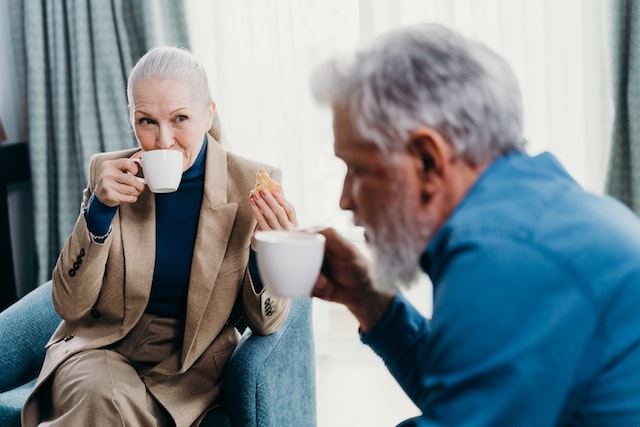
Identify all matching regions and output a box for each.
[134,150,183,193]
[254,230,326,298]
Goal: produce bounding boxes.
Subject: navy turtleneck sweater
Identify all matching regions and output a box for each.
[147,139,206,317]
[84,138,207,318]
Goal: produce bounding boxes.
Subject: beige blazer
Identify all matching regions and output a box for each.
[22,134,291,426]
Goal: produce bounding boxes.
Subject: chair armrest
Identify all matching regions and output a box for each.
[0,281,60,392]
[223,298,317,427]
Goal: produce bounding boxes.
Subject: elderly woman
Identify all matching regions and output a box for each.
[21,47,297,426]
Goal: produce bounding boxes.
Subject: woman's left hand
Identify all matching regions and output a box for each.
[250,189,299,231]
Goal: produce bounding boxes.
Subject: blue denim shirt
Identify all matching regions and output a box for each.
[363,152,640,426]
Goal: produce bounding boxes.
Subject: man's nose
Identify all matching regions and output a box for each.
[339,177,355,211]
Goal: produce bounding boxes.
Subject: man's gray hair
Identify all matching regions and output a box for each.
[311,23,526,165]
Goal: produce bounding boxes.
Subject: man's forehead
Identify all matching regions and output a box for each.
[332,106,379,153]
[331,103,352,132]
[334,137,377,155]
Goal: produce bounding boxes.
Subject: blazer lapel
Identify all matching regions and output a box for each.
[119,188,156,328]
[182,137,239,367]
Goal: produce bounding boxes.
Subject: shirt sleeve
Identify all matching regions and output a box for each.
[83,192,117,236]
[248,248,264,293]
[361,236,598,426]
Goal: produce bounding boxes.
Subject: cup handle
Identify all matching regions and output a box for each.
[132,158,146,185]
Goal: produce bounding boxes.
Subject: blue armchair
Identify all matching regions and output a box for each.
[0,281,316,427]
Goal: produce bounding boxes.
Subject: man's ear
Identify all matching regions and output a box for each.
[406,127,455,198]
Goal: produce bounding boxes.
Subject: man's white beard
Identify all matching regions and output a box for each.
[366,182,433,294]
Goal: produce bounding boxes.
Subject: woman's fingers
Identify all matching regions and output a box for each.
[273,192,299,227]
[95,158,146,207]
[250,190,298,230]
[250,196,271,230]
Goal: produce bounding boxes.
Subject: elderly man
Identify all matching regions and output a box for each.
[310,23,640,426]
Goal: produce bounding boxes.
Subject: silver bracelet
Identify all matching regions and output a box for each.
[90,225,112,243]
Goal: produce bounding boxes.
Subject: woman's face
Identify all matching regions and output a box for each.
[131,77,214,171]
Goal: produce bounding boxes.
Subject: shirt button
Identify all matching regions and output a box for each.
[90,308,101,319]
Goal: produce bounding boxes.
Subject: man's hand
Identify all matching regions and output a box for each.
[94,156,146,207]
[312,227,395,333]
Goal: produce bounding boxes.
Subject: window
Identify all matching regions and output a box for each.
[186,1,611,227]
[185,2,612,425]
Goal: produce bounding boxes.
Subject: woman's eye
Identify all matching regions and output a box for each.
[176,115,188,122]
[138,118,155,126]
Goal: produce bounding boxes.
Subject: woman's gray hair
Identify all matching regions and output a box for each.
[127,46,218,134]
[311,23,526,165]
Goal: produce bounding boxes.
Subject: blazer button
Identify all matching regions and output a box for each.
[69,269,76,277]
[79,248,85,257]
[73,262,81,270]
[63,334,74,342]
[90,308,101,319]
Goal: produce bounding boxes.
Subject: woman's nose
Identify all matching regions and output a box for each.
[157,125,174,149]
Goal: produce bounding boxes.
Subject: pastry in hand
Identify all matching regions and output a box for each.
[251,169,282,196]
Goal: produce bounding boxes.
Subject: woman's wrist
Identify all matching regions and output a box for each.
[84,192,117,236]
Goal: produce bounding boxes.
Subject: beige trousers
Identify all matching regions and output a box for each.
[40,314,183,427]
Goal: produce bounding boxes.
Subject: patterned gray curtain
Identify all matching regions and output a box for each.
[10,0,190,284]
[607,0,640,214]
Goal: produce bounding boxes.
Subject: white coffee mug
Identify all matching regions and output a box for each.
[134,150,183,193]
[254,230,326,298]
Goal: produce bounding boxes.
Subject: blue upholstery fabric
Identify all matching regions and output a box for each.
[0,281,316,427]
[220,298,317,427]
[0,282,59,427]
[0,380,37,427]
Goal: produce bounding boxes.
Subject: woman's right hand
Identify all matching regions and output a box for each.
[94,157,146,207]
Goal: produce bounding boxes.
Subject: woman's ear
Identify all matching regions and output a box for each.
[207,101,216,128]
[407,127,455,198]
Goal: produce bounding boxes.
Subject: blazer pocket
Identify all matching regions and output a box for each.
[210,325,240,380]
